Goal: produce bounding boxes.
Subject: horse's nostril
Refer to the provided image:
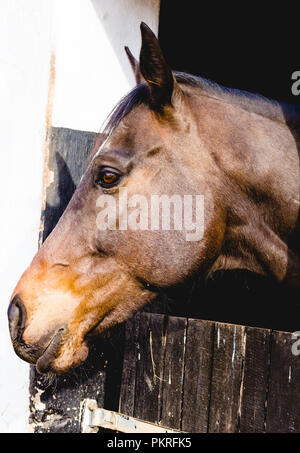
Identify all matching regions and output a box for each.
[8,295,27,341]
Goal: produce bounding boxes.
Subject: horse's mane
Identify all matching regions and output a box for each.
[175,72,300,127]
[102,71,300,137]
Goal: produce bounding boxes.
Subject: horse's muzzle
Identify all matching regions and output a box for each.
[8,294,66,372]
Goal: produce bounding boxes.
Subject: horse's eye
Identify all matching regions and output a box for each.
[96,168,121,188]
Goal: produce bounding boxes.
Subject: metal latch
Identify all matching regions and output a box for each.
[81,399,183,433]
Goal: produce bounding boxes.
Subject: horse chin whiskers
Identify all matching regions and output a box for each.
[42,371,57,388]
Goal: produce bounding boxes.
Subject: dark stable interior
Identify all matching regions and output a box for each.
[154,1,300,331]
[158,1,300,106]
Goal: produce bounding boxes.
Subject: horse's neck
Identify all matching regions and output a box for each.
[193,89,300,161]
[186,76,300,136]
[193,91,300,233]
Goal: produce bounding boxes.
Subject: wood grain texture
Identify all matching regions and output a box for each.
[133,312,165,424]
[119,315,140,416]
[266,331,300,433]
[160,316,187,430]
[119,314,300,433]
[208,322,245,433]
[181,318,214,433]
[239,326,270,433]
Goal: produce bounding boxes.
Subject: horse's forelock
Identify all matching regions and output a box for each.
[102,83,150,137]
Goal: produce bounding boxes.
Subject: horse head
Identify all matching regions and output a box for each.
[8,23,300,374]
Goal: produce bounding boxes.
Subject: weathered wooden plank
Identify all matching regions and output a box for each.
[265,331,300,433]
[160,316,187,430]
[133,312,165,424]
[208,322,245,433]
[181,318,214,433]
[118,314,140,416]
[118,313,300,433]
[239,326,270,433]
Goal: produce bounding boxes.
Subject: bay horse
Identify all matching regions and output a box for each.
[8,23,300,374]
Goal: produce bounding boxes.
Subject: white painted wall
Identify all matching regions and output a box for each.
[0,0,53,433]
[51,0,159,132]
[0,0,159,433]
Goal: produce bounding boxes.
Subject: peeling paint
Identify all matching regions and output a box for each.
[31,388,46,412]
[38,50,56,247]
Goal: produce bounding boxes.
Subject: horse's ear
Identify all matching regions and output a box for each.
[139,22,179,110]
[124,46,143,85]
